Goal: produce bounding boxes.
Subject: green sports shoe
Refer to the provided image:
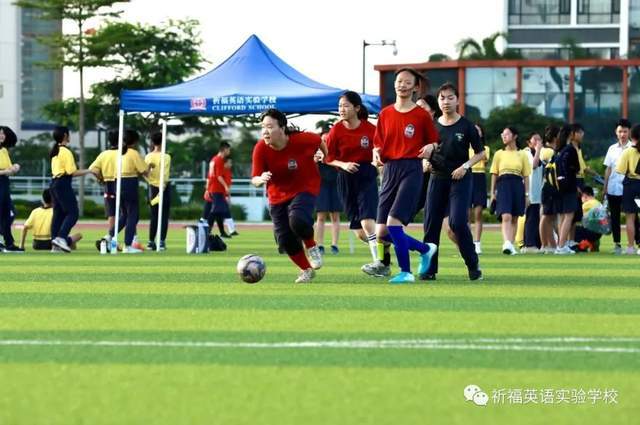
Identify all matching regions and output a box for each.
[388,271,415,284]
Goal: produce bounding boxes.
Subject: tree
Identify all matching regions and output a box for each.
[560,37,598,60]
[15,0,128,214]
[456,32,522,60]
[428,53,452,62]
[483,103,562,151]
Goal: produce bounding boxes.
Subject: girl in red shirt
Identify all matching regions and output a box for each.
[251,109,327,283]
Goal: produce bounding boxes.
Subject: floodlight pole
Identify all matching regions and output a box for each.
[362,40,397,93]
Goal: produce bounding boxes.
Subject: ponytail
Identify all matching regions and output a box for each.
[556,124,571,152]
[49,126,69,159]
[340,91,369,121]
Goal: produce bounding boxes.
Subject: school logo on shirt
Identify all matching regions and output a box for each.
[455,133,464,142]
[287,159,298,170]
[360,136,370,148]
[404,124,415,138]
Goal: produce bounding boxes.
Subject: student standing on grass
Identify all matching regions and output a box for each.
[469,124,490,255]
[324,91,379,266]
[603,119,640,254]
[204,142,233,239]
[519,132,545,253]
[19,189,82,251]
[89,131,125,245]
[539,125,560,254]
[489,126,531,255]
[0,126,23,253]
[372,68,439,284]
[615,124,640,256]
[251,108,326,283]
[117,130,149,254]
[49,126,92,253]
[222,157,238,236]
[145,132,171,251]
[554,124,581,255]
[315,130,342,255]
[422,82,485,281]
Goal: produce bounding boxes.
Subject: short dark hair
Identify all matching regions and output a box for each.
[436,82,459,98]
[0,126,17,148]
[528,132,541,140]
[124,129,139,146]
[52,126,69,143]
[616,118,632,129]
[419,94,441,118]
[631,124,640,150]
[42,189,52,204]
[394,67,422,86]
[544,124,560,145]
[505,126,519,139]
[570,122,584,133]
[219,141,231,150]
[151,132,163,146]
[582,186,594,197]
[259,108,300,135]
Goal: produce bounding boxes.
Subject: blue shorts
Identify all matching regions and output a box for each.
[211,193,231,218]
[470,172,487,208]
[104,181,116,217]
[556,189,579,214]
[377,159,422,226]
[337,162,378,228]
[622,178,640,214]
[495,174,525,217]
[541,184,558,215]
[316,181,343,212]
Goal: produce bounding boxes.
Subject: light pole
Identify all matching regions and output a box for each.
[362,40,397,93]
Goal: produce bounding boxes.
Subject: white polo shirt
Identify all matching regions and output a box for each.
[603,140,631,196]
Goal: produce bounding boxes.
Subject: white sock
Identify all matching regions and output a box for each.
[367,234,378,262]
[224,218,236,233]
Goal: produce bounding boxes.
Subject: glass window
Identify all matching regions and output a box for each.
[631,0,640,30]
[577,0,620,24]
[629,66,640,121]
[574,66,623,155]
[509,0,571,24]
[522,67,570,119]
[465,68,517,119]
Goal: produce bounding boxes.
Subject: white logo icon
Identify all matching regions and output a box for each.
[287,159,298,170]
[464,384,488,406]
[360,136,370,148]
[404,124,415,138]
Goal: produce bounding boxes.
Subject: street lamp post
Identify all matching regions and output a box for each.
[362,40,397,93]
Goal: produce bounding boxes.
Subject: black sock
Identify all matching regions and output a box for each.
[382,252,391,267]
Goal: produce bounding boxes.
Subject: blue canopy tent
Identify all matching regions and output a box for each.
[114,34,381,251]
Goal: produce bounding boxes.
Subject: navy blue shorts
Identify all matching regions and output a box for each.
[316,181,343,212]
[470,172,487,208]
[104,181,116,217]
[556,189,579,214]
[377,159,422,226]
[337,162,378,228]
[495,174,525,216]
[622,178,640,214]
[269,192,316,253]
[211,193,231,218]
[541,184,558,215]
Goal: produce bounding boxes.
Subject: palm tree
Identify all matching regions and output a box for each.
[456,32,521,60]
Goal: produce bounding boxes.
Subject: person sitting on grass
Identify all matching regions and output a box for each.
[19,189,82,251]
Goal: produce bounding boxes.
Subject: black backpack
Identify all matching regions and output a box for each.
[208,234,227,252]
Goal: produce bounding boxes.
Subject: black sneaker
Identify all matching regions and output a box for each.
[419,272,436,281]
[3,245,24,253]
[231,231,239,236]
[159,241,166,251]
[469,268,483,281]
[220,232,232,239]
[147,241,157,251]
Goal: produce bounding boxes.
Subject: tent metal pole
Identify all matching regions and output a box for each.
[156,119,168,252]
[113,110,125,254]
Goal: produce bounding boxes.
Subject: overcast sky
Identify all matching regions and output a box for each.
[64,0,506,99]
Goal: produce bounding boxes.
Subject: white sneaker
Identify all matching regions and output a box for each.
[123,246,143,254]
[361,261,391,277]
[542,246,556,254]
[307,245,323,270]
[295,268,315,283]
[554,246,575,255]
[625,246,636,255]
[474,241,482,255]
[52,237,71,253]
[502,241,517,255]
[50,246,63,253]
[520,246,540,254]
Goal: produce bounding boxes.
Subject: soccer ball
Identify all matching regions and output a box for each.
[237,254,266,283]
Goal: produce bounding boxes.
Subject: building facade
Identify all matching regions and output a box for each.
[0,0,62,132]
[505,0,640,59]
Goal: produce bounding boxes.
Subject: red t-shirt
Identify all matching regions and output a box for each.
[252,132,322,205]
[325,120,376,163]
[223,166,232,195]
[207,154,226,194]
[373,105,438,161]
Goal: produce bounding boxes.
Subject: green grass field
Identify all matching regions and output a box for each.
[1,225,639,425]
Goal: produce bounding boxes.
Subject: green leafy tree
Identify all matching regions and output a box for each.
[428,53,452,62]
[456,32,522,60]
[483,103,562,151]
[14,0,128,214]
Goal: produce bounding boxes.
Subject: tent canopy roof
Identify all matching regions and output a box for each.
[120,34,380,115]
